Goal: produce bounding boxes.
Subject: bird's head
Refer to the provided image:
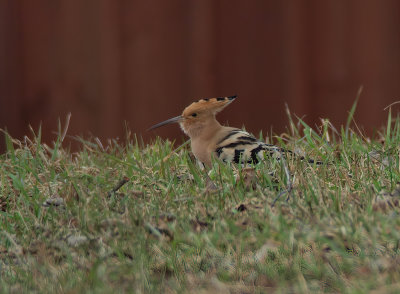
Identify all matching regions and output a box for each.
[149,95,237,138]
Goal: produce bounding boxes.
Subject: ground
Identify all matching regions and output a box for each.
[1,111,400,293]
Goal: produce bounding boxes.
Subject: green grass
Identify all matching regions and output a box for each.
[1,111,400,293]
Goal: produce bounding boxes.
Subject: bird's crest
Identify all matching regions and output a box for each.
[182,95,237,117]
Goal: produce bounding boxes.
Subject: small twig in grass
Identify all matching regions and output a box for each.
[285,103,298,137]
[159,139,191,164]
[107,176,130,198]
[94,137,105,152]
[271,183,294,207]
[271,151,293,207]
[61,113,71,143]
[144,222,173,240]
[51,113,71,142]
[384,100,400,111]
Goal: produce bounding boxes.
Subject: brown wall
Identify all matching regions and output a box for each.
[1,0,400,151]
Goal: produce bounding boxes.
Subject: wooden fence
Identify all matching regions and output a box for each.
[1,0,400,151]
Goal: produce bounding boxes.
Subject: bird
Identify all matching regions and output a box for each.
[149,95,322,168]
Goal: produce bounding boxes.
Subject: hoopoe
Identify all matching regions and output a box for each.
[149,95,321,167]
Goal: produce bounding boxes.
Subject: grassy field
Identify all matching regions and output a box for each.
[1,107,400,293]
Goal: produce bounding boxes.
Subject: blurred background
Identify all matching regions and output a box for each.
[1,1,400,151]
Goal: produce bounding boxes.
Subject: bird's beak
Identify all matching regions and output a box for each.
[148,115,183,130]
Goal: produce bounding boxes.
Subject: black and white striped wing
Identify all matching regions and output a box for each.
[214,129,286,164]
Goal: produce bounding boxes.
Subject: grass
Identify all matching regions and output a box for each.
[2,109,400,293]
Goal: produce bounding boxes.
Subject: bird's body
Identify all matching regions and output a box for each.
[213,128,286,166]
[150,96,319,167]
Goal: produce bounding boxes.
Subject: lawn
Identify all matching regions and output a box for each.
[1,107,400,293]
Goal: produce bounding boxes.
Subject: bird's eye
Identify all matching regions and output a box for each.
[191,113,197,117]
